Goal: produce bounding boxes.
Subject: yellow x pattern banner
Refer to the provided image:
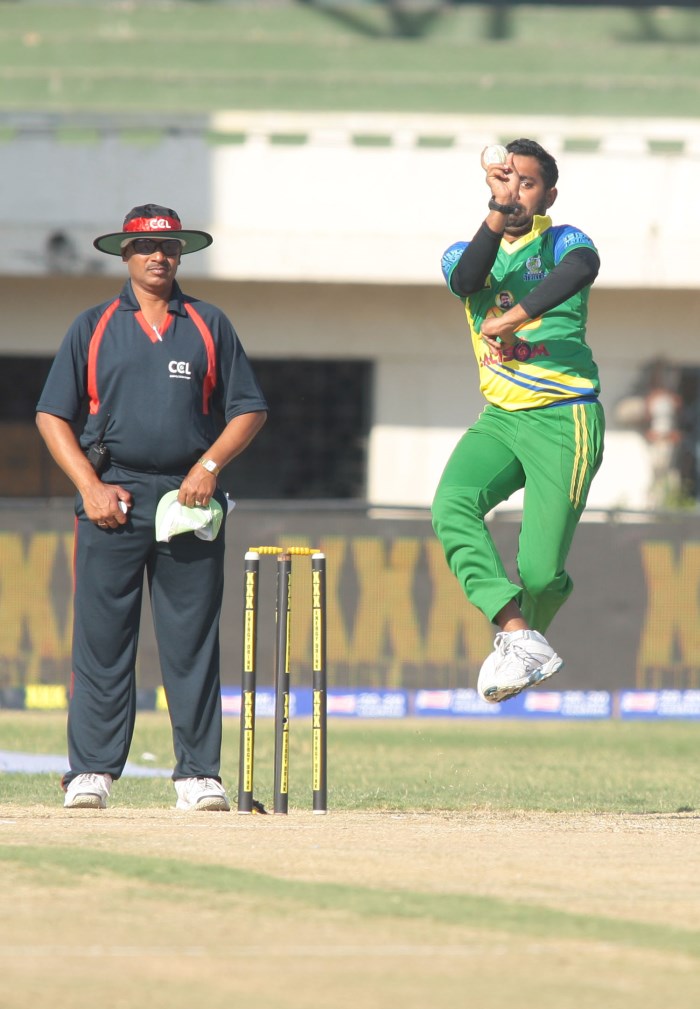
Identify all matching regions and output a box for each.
[0,528,699,691]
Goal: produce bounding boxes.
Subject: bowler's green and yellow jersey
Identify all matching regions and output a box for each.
[441,215,600,411]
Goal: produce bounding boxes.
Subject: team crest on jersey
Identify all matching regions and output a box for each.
[523,255,546,282]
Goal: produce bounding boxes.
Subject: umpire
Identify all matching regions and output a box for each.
[36,204,268,811]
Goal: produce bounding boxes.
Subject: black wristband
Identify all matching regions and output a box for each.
[488,198,518,215]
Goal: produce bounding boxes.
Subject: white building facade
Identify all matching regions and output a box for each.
[2,111,700,510]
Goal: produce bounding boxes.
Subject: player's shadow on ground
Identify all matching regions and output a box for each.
[617,9,700,43]
[295,0,445,39]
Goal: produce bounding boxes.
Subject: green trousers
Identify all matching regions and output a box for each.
[432,401,605,633]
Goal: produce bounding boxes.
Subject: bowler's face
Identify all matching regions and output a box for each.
[503,155,557,239]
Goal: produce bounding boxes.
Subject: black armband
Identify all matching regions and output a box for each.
[488,198,518,215]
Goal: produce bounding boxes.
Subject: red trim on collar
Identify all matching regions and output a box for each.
[135,311,174,342]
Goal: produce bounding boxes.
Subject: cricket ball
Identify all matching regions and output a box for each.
[481,144,508,169]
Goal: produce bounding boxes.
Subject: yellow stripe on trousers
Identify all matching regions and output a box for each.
[569,404,589,508]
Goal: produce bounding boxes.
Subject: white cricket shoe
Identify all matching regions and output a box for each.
[478,630,564,704]
[64,772,112,809]
[174,777,230,812]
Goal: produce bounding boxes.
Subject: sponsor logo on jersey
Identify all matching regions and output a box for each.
[440,242,467,281]
[169,360,192,379]
[562,230,592,248]
[481,341,549,365]
[512,341,532,362]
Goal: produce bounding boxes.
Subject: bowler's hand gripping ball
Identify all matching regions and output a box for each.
[481,144,508,170]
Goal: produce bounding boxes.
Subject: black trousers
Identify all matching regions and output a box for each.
[65,466,227,785]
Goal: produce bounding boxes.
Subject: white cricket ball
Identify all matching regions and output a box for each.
[481,144,508,168]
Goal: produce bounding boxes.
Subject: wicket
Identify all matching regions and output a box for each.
[237,546,328,815]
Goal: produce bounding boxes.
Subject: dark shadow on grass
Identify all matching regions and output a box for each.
[617,9,700,44]
[294,0,445,40]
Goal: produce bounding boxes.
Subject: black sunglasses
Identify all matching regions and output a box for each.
[128,238,182,256]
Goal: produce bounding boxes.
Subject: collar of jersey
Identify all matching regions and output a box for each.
[120,279,187,316]
[498,214,552,256]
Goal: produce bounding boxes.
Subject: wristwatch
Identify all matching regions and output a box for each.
[198,456,220,476]
[488,198,518,214]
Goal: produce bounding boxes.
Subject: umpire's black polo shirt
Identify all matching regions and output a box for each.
[37,280,268,473]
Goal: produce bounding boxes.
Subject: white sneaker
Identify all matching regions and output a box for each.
[478,630,563,704]
[174,777,230,811]
[64,772,112,809]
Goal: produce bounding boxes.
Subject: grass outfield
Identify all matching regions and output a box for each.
[1,710,698,813]
[2,711,699,1009]
[0,3,699,117]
